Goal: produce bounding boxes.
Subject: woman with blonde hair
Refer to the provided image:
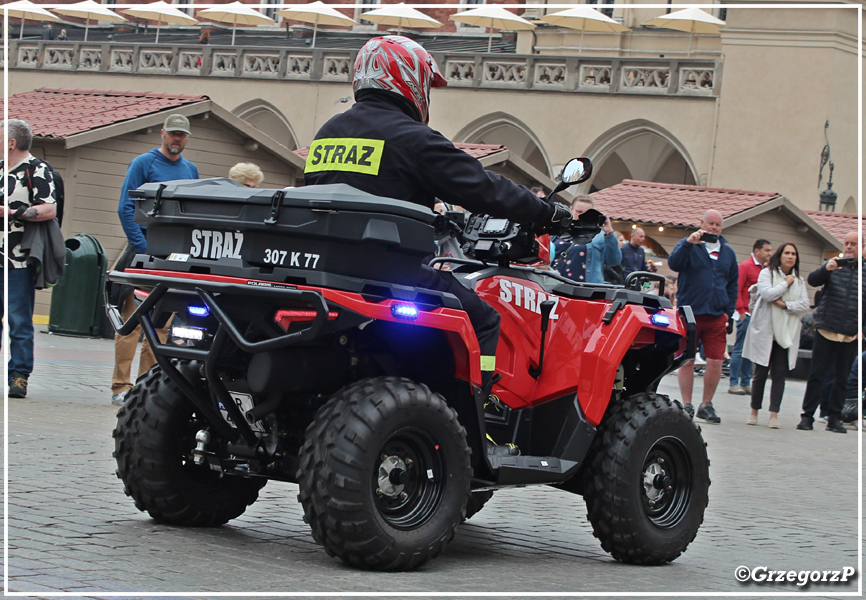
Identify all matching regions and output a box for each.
[742,242,810,428]
[228,162,264,188]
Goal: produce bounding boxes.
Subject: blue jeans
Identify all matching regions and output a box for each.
[1,266,36,380]
[728,314,752,386]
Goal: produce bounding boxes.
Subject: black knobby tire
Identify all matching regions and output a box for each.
[464,490,494,521]
[582,392,710,564]
[113,366,266,526]
[297,376,472,571]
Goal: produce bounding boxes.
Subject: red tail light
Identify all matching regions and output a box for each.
[275,309,339,331]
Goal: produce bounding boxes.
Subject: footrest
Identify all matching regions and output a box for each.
[490,455,579,485]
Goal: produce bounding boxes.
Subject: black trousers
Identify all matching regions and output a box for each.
[801,333,858,420]
[417,264,500,386]
[750,341,789,413]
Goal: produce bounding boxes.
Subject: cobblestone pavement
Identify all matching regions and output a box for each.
[3,327,861,599]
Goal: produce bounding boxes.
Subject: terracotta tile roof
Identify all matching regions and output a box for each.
[591,179,780,228]
[804,210,859,243]
[0,88,209,139]
[293,142,506,161]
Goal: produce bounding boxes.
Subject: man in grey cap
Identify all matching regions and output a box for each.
[111,113,199,406]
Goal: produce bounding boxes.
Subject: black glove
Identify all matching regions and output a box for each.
[540,203,572,235]
[726,317,734,335]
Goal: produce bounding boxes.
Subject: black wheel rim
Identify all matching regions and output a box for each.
[641,436,692,528]
[372,427,446,531]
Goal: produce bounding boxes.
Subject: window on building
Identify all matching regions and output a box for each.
[264,0,281,21]
[586,0,614,18]
[354,0,379,25]
[175,0,193,17]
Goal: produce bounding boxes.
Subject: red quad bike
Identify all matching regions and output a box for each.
[109,157,708,572]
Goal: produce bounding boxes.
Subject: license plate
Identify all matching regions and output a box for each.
[218,392,266,433]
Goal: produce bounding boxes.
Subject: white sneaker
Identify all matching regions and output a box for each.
[111,391,128,407]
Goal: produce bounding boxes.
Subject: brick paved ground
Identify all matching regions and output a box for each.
[3,327,861,598]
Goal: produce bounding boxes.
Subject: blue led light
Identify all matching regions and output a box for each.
[188,305,210,318]
[650,313,670,327]
[391,303,419,320]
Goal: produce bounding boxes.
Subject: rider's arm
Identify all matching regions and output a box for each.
[416,129,552,225]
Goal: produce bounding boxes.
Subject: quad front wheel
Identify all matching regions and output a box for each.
[582,392,710,564]
[297,377,472,571]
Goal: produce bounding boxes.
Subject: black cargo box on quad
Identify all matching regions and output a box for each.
[131,179,435,287]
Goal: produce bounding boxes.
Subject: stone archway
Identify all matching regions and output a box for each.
[583,120,698,192]
[233,99,298,150]
[454,112,551,177]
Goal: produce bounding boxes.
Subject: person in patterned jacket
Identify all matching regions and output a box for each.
[1,119,58,398]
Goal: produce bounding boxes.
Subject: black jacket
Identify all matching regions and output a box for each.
[807,259,862,337]
[19,218,65,289]
[304,94,553,225]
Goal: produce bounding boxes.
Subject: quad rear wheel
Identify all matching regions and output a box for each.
[113,365,265,526]
[582,392,709,564]
[297,377,472,571]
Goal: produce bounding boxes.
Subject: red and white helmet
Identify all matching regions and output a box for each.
[353,35,447,124]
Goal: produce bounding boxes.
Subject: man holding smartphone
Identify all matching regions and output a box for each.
[797,231,861,433]
[667,209,739,424]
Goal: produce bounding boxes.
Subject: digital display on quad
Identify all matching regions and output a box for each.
[481,218,510,235]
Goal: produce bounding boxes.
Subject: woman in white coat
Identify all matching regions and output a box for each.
[742,242,810,428]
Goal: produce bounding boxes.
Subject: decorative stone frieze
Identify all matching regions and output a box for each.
[484,61,526,85]
[445,60,475,83]
[579,65,612,89]
[43,47,75,69]
[322,56,350,80]
[212,53,238,75]
[534,63,566,87]
[286,55,313,79]
[139,49,174,72]
[110,49,134,71]
[178,51,202,73]
[679,68,714,94]
[18,46,39,66]
[621,67,669,92]
[243,54,280,77]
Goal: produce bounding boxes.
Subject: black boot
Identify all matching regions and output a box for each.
[796,415,813,430]
[826,417,848,434]
[486,440,520,456]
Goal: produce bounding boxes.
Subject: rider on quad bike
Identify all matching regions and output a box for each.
[304,35,572,408]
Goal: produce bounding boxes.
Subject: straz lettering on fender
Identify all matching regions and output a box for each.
[304,138,385,176]
[498,279,560,320]
[190,230,244,260]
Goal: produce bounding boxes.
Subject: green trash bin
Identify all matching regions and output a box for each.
[48,233,110,337]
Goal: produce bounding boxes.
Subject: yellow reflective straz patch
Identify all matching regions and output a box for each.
[304,138,384,176]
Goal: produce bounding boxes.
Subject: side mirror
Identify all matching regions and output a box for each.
[550,157,593,198]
